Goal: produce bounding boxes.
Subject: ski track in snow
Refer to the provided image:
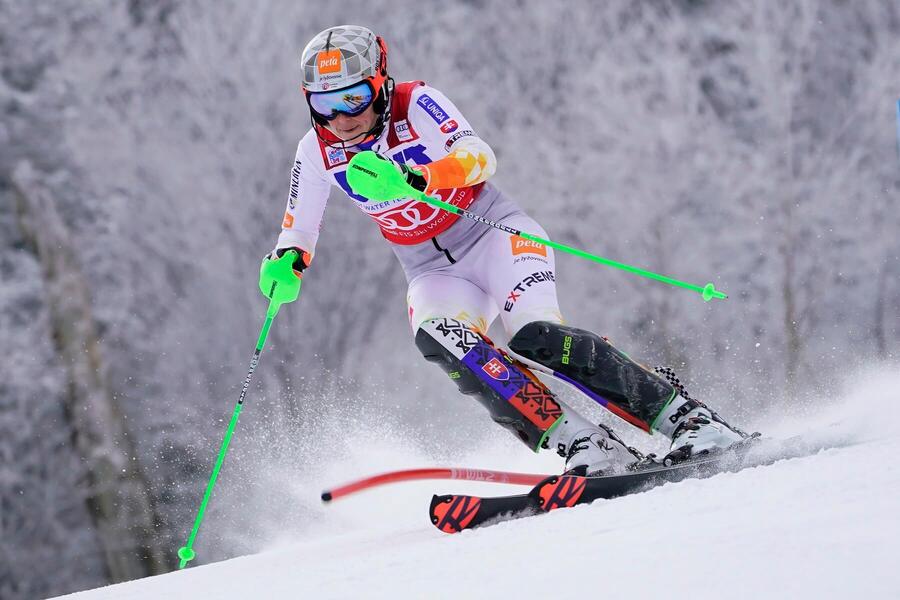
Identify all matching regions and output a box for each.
[57,368,900,599]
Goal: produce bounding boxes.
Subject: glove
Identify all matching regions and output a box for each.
[398,161,428,193]
[273,247,310,273]
[347,151,428,200]
[375,153,428,193]
[259,247,310,304]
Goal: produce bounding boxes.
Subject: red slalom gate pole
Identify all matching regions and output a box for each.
[321,467,548,502]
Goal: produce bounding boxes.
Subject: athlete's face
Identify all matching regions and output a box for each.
[326,104,378,143]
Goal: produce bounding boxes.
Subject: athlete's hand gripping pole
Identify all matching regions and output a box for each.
[177,251,303,569]
[346,152,726,302]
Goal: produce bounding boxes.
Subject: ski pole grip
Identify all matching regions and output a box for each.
[346,151,418,200]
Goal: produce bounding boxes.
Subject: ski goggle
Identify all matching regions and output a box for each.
[307,82,375,120]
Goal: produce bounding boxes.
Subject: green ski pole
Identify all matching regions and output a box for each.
[346,152,727,302]
[177,251,303,569]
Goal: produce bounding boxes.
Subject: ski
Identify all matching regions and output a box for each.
[321,467,545,502]
[429,435,844,533]
[428,449,750,534]
[429,492,539,533]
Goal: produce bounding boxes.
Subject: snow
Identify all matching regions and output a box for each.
[55,369,900,600]
[6,3,900,596]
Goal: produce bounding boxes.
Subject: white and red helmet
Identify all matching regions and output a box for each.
[301,25,387,93]
[300,25,392,141]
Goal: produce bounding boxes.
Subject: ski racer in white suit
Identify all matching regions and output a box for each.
[262,25,746,474]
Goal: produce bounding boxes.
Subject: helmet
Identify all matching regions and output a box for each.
[300,25,392,143]
[301,25,387,93]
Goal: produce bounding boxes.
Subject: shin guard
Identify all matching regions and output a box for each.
[415,318,563,450]
[508,321,677,432]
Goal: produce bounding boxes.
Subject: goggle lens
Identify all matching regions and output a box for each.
[308,82,375,120]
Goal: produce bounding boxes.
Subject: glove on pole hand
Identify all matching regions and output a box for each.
[396,160,428,193]
[347,151,433,201]
[259,247,309,305]
[373,153,429,195]
[180,248,306,569]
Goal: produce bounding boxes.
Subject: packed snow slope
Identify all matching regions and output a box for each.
[58,370,899,600]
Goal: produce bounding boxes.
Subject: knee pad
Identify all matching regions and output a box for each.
[415,317,563,450]
[508,321,676,431]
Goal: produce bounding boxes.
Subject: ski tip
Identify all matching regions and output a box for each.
[321,491,332,503]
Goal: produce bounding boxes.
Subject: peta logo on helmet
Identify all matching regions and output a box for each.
[416,94,449,124]
[482,357,510,381]
[317,49,342,74]
[440,119,458,134]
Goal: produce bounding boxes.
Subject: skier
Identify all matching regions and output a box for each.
[261,25,746,476]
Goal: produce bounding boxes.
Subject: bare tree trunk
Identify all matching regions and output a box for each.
[11,162,167,581]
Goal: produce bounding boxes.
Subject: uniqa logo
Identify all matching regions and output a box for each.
[417,94,449,124]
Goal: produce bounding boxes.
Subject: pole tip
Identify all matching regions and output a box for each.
[702,283,727,301]
[321,491,332,503]
[177,546,196,568]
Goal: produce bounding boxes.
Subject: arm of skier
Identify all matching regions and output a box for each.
[276,140,331,259]
[260,140,330,296]
[416,136,496,192]
[405,87,497,192]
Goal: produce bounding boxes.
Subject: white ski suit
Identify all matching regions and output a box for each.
[275,81,563,338]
